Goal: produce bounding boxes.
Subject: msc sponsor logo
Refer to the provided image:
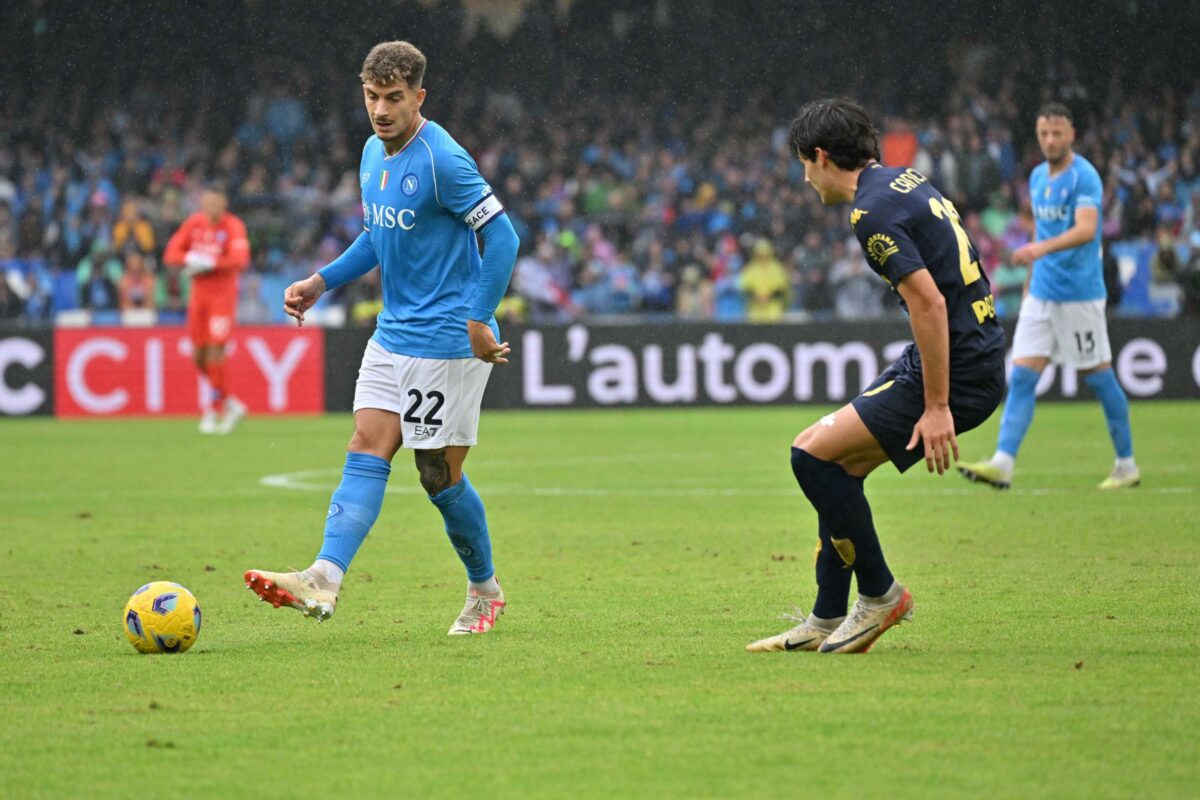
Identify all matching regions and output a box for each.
[865,233,900,267]
[368,203,417,230]
[1034,204,1072,222]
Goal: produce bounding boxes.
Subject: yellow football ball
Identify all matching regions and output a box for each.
[122,581,202,654]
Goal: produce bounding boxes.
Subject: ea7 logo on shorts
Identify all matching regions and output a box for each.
[866,233,899,267]
[413,425,440,438]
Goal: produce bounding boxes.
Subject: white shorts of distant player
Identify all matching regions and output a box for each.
[353,340,493,449]
[1011,295,1113,369]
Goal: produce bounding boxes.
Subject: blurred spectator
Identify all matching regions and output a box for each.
[112,201,155,254]
[513,240,574,320]
[829,239,884,320]
[0,273,24,321]
[117,249,156,311]
[348,268,384,327]
[675,264,713,319]
[78,262,118,311]
[739,240,790,322]
[0,2,1197,322]
[991,259,1028,318]
[76,243,121,311]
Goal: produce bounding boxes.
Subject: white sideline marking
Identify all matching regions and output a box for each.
[259,469,1195,498]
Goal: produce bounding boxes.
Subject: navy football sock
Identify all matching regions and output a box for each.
[791,448,894,598]
[813,517,853,619]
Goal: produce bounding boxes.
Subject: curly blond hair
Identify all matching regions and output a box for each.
[360,41,426,88]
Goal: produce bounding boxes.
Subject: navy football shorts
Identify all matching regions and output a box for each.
[851,356,1005,473]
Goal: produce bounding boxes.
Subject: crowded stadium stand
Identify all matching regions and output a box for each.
[1,0,1198,330]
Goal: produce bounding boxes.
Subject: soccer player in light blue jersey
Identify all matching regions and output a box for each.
[959,103,1139,491]
[245,41,520,634]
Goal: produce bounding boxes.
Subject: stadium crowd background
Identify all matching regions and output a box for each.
[1,0,1198,327]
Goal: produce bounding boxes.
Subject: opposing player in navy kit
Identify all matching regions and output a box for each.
[748,99,1005,654]
[245,41,519,635]
[959,103,1139,491]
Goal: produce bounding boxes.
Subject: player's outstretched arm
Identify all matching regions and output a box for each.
[317,231,378,291]
[897,269,958,474]
[284,232,377,326]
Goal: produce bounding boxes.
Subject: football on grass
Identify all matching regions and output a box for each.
[122,581,202,654]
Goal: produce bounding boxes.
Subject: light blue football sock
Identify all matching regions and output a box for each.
[996,365,1040,458]
[1084,369,1134,459]
[429,474,494,583]
[314,452,392,572]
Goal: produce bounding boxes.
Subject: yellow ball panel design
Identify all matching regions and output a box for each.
[122,581,201,654]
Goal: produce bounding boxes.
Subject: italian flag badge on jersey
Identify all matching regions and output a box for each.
[380,171,389,191]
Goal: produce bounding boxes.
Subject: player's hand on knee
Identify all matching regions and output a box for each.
[907,405,959,475]
[467,320,510,364]
[284,274,325,326]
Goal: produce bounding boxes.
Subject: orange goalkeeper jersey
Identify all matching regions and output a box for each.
[163,211,251,298]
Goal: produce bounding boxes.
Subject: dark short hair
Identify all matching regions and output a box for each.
[361,41,426,89]
[1037,102,1073,123]
[788,98,880,170]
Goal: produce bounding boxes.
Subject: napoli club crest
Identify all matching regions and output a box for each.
[401,173,420,196]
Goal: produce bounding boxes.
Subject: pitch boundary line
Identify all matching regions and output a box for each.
[260,469,1194,498]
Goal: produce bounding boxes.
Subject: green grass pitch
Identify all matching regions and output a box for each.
[2,402,1198,798]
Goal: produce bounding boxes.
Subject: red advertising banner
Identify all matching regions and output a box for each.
[53,326,325,417]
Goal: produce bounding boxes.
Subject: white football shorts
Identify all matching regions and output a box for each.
[353,339,493,449]
[1011,295,1112,369]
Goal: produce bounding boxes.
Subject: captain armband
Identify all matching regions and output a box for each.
[463,193,505,232]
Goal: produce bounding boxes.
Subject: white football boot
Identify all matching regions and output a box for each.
[819,584,913,654]
[244,569,337,622]
[746,610,844,653]
[199,409,219,434]
[216,396,247,435]
[1098,464,1140,490]
[448,584,506,635]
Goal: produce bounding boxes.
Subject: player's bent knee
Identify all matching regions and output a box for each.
[414,448,453,495]
[791,446,836,495]
[347,429,400,460]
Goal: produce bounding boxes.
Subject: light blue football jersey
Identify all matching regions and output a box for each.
[1027,154,1105,303]
[358,120,505,358]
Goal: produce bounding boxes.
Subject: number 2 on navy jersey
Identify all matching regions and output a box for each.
[928,197,982,286]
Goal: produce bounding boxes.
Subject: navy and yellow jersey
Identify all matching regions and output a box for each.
[850,164,1005,374]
